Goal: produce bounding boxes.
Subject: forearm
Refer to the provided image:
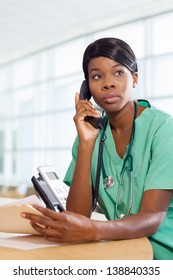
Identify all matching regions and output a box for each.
[66,141,95,217]
[92,211,166,241]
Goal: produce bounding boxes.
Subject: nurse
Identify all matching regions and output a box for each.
[22,37,173,260]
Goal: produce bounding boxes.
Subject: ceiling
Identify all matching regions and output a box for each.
[1,0,173,64]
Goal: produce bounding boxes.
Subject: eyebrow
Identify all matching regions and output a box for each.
[89,63,122,74]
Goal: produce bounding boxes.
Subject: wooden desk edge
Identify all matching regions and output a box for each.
[0,237,153,260]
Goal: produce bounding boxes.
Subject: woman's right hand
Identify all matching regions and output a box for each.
[73,93,101,142]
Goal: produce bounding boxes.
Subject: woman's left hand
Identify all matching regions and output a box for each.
[21,205,98,243]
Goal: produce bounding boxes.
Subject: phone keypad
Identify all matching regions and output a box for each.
[50,182,69,209]
[37,167,69,211]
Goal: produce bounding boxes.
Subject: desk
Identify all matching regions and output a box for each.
[0,236,153,260]
[0,196,153,260]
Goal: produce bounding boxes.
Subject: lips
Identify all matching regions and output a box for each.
[102,93,120,104]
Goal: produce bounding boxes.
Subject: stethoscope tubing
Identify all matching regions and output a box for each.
[93,99,151,218]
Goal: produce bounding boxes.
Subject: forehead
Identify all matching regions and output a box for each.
[88,56,125,72]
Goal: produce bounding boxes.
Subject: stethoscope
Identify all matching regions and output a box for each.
[92,99,151,219]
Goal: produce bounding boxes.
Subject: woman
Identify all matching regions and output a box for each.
[22,38,173,260]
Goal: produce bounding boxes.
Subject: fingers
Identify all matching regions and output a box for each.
[31,204,62,220]
[75,92,100,116]
[21,205,63,224]
[74,101,100,126]
[75,92,80,110]
[21,207,62,236]
[21,208,94,243]
[21,205,75,225]
[45,236,60,242]
[21,209,71,242]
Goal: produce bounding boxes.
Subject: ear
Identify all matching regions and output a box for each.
[132,72,138,88]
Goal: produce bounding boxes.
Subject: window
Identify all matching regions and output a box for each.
[0,11,173,193]
[0,131,4,173]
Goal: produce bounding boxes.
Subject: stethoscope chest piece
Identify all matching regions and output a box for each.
[120,213,125,219]
[104,176,114,189]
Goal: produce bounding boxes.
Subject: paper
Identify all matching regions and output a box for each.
[0,194,45,208]
[0,194,107,249]
[0,234,59,250]
[91,212,107,221]
[0,195,45,234]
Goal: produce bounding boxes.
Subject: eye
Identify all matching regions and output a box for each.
[115,70,124,76]
[92,74,102,80]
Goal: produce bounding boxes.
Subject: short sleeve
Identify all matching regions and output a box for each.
[63,136,79,186]
[145,116,173,191]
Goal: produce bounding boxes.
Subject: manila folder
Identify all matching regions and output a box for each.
[0,195,44,235]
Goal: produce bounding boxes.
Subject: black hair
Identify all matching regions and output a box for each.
[82,37,138,80]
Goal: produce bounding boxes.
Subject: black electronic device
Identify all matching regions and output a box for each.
[80,80,104,129]
[31,166,69,212]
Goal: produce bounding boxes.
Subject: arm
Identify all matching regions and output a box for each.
[94,189,173,241]
[66,93,101,217]
[21,189,172,243]
[66,141,94,217]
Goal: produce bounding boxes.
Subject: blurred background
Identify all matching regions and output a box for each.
[0,0,173,198]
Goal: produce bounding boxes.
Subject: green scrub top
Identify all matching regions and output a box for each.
[64,103,173,260]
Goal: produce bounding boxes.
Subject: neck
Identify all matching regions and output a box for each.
[108,101,136,132]
[108,101,137,158]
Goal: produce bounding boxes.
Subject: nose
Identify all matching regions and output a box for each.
[102,79,116,90]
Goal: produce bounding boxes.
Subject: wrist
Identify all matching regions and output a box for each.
[78,140,96,151]
[89,220,103,241]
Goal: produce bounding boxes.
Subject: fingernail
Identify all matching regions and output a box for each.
[21,213,26,218]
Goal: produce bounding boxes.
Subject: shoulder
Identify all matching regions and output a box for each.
[138,105,173,129]
[146,107,173,146]
[135,105,173,148]
[149,106,173,131]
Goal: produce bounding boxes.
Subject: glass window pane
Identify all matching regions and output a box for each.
[54,38,86,77]
[39,51,50,80]
[52,150,72,179]
[152,98,173,116]
[152,12,173,55]
[52,112,76,148]
[0,131,4,173]
[153,55,173,97]
[52,76,82,110]
[0,92,12,117]
[13,58,35,88]
[0,66,10,92]
[1,12,173,193]
[94,21,145,58]
[12,88,34,116]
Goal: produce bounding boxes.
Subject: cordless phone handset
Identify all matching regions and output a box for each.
[79,80,104,129]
